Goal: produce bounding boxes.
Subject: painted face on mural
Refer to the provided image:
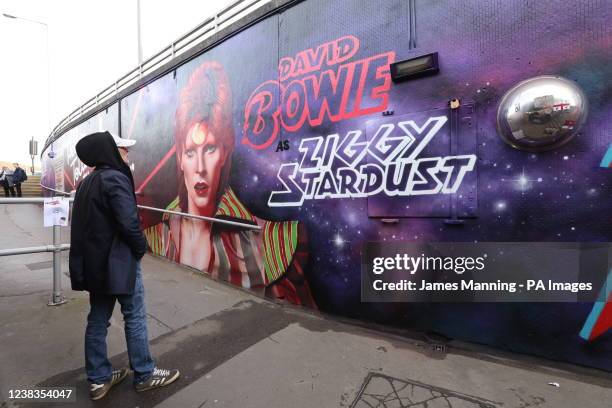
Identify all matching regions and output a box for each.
[180,121,226,216]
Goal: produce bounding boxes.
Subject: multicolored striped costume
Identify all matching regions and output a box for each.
[144,187,316,307]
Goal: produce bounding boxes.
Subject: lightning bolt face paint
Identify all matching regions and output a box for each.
[189,122,209,146]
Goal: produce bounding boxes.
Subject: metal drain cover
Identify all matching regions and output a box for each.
[351,372,498,408]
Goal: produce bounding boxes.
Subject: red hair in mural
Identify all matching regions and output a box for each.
[175,61,235,212]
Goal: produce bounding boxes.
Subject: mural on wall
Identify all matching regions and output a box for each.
[42,0,611,371]
[41,105,119,195]
[142,61,317,307]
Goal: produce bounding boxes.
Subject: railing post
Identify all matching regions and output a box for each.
[48,224,67,306]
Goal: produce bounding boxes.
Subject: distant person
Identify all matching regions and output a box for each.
[11,163,27,197]
[0,166,15,197]
[70,131,179,400]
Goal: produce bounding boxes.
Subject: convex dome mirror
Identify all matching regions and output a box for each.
[496,76,587,152]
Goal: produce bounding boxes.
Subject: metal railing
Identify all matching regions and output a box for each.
[44,0,270,149]
[137,205,261,230]
[0,197,72,306]
[40,184,261,230]
[40,184,72,196]
[0,184,262,306]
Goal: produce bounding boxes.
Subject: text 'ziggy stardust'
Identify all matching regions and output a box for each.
[268,116,477,207]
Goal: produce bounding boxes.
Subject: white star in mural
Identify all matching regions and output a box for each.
[494,200,507,212]
[332,233,346,248]
[508,167,541,194]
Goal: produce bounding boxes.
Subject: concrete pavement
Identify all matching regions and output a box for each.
[0,203,610,408]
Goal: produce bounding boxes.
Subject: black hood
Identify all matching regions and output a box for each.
[76,131,135,189]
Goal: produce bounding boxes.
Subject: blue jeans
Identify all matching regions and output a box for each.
[85,262,155,384]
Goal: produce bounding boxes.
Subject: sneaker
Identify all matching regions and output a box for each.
[135,367,180,392]
[90,367,129,400]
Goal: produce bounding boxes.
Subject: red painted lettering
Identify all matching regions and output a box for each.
[243,35,395,150]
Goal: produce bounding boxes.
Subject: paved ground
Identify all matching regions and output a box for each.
[0,203,611,408]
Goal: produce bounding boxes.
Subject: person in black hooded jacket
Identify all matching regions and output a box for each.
[70,131,179,400]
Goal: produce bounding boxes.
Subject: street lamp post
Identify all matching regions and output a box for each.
[2,13,50,174]
[137,0,143,65]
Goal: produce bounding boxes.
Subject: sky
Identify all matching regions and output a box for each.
[0,0,236,171]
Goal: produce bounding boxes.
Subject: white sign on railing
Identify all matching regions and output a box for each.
[44,197,70,227]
